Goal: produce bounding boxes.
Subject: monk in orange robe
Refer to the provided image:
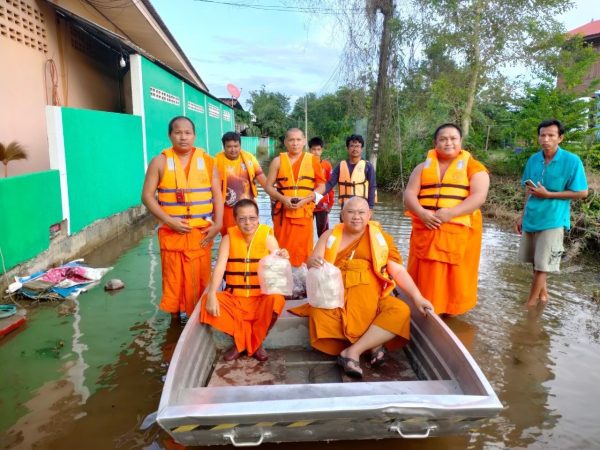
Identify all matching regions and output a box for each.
[142,116,223,321]
[214,131,268,236]
[264,128,325,267]
[290,197,433,378]
[404,123,489,315]
[200,199,287,361]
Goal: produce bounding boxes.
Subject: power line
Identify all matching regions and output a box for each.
[193,0,359,15]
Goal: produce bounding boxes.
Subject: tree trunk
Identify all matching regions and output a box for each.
[367,0,394,172]
[461,5,482,140]
[461,61,479,140]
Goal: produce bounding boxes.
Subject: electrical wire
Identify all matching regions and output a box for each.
[192,0,359,15]
[44,59,62,106]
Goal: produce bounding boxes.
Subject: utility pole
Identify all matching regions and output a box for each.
[367,0,394,172]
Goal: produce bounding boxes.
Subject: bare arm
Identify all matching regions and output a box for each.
[305,230,332,269]
[141,156,191,233]
[516,183,588,234]
[529,183,588,200]
[515,190,531,235]
[386,260,433,315]
[264,157,294,209]
[266,233,289,259]
[403,163,442,230]
[205,235,230,316]
[434,171,490,223]
[201,165,224,245]
[255,172,268,191]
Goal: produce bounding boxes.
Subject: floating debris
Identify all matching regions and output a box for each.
[104,279,125,291]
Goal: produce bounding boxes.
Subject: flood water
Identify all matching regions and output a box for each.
[2,191,600,450]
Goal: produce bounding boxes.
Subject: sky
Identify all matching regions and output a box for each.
[151,0,599,110]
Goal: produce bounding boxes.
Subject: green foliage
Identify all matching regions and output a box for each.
[289,87,369,157]
[245,86,291,142]
[512,82,591,145]
[570,142,600,172]
[413,0,571,136]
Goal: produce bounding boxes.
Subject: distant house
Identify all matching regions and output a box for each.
[219,97,252,134]
[566,19,600,95]
[0,0,235,273]
[0,0,235,177]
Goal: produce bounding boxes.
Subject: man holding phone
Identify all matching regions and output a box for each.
[516,119,588,307]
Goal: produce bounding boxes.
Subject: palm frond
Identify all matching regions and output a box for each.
[0,141,28,164]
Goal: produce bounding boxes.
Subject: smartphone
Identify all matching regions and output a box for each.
[525,179,537,189]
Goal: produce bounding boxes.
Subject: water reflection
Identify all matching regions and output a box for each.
[2,192,600,449]
[502,307,556,447]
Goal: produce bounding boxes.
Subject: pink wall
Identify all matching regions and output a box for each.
[0,0,126,177]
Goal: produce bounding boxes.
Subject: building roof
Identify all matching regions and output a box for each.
[219,98,245,111]
[47,0,207,91]
[568,19,600,40]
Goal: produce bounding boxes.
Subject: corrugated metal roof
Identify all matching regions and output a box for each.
[568,19,600,39]
[47,0,208,91]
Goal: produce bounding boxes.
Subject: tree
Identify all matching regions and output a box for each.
[0,141,27,178]
[366,0,395,170]
[415,0,572,138]
[289,87,368,157]
[245,86,291,142]
[513,82,593,147]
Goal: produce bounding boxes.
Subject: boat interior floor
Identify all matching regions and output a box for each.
[207,347,418,387]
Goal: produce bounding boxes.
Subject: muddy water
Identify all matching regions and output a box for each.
[2,191,600,450]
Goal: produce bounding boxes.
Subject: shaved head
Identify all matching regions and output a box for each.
[341,196,371,230]
[285,128,305,139]
[342,196,369,212]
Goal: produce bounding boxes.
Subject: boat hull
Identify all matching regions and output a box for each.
[156,296,502,446]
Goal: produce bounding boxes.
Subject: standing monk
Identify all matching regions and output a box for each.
[516,119,588,307]
[309,137,334,236]
[404,123,489,316]
[200,199,287,361]
[290,197,432,378]
[142,116,223,321]
[265,128,325,267]
[215,131,268,236]
[316,134,377,212]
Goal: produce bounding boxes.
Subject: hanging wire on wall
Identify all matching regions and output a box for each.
[44,58,62,106]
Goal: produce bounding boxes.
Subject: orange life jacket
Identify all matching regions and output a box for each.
[273,152,315,219]
[214,150,258,200]
[225,223,271,297]
[338,160,369,205]
[157,148,213,228]
[324,221,395,298]
[416,149,472,227]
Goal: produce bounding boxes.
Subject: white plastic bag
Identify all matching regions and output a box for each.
[258,252,293,296]
[306,262,345,309]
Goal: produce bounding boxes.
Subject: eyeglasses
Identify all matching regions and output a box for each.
[237,216,259,223]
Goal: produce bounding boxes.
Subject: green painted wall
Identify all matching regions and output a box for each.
[241,136,259,155]
[62,108,144,234]
[240,136,276,158]
[183,82,208,150]
[141,57,234,158]
[141,57,185,160]
[0,171,62,273]
[206,97,224,155]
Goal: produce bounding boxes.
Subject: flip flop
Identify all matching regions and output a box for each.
[370,346,388,368]
[337,355,363,379]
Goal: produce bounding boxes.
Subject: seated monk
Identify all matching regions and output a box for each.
[200,199,288,361]
[289,197,433,378]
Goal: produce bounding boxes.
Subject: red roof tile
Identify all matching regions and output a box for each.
[568,19,600,37]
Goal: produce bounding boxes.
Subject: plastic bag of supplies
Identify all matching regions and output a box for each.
[306,262,344,309]
[258,252,293,296]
